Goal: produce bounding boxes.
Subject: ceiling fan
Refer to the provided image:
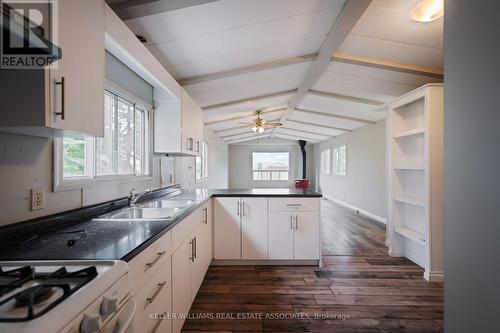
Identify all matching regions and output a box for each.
[239,110,282,134]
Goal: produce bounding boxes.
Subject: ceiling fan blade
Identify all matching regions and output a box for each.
[237,122,254,125]
[263,122,282,127]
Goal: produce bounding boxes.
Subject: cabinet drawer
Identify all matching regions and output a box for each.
[268,198,320,212]
[172,206,203,251]
[128,231,172,294]
[133,258,172,333]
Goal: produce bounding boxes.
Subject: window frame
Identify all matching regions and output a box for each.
[320,149,331,175]
[251,151,290,182]
[196,140,209,183]
[332,144,347,177]
[53,82,154,191]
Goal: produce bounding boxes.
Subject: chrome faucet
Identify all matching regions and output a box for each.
[128,189,151,206]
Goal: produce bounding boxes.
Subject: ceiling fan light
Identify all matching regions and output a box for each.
[410,0,443,23]
[257,127,265,134]
[252,126,258,133]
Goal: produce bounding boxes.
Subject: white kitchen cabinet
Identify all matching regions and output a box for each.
[172,202,212,333]
[172,236,193,333]
[154,88,203,155]
[293,212,320,260]
[214,197,241,259]
[268,212,294,260]
[241,198,268,259]
[0,0,105,137]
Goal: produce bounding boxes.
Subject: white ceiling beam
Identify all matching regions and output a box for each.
[204,108,285,126]
[275,133,320,143]
[286,119,351,132]
[179,54,317,86]
[273,0,372,136]
[295,107,375,124]
[307,89,384,106]
[332,52,444,79]
[202,90,296,111]
[225,133,270,144]
[278,127,330,140]
[111,0,219,20]
[214,119,281,134]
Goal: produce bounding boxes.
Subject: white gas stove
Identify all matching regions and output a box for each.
[0,260,133,333]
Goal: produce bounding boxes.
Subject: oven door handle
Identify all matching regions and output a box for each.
[114,301,136,333]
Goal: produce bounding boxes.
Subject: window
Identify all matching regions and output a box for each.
[333,145,347,176]
[196,140,209,182]
[320,149,331,174]
[60,89,151,184]
[252,152,289,181]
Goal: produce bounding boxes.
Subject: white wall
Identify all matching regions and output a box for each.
[196,127,229,189]
[316,120,387,222]
[228,141,316,189]
[444,1,500,331]
[0,131,173,227]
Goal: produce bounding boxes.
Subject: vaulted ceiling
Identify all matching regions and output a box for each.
[113,0,443,144]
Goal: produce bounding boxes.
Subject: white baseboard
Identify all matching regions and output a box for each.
[424,270,444,282]
[388,248,403,257]
[323,195,387,225]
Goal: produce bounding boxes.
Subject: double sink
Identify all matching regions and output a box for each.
[95,199,196,222]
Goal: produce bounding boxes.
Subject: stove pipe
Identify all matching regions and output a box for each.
[298,140,306,179]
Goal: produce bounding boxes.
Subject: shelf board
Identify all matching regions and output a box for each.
[395,227,426,246]
[394,128,425,139]
[393,165,425,171]
[394,195,425,207]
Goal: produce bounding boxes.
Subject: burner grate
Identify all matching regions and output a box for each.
[0,266,98,322]
[0,266,34,297]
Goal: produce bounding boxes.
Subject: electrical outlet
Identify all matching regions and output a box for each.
[31,188,45,211]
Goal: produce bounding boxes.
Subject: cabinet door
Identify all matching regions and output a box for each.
[293,212,320,260]
[241,198,268,259]
[191,218,211,300]
[49,0,104,136]
[172,237,193,333]
[181,89,196,154]
[268,211,294,260]
[214,197,241,259]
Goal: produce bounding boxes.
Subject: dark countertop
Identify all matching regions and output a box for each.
[211,188,322,197]
[0,187,321,262]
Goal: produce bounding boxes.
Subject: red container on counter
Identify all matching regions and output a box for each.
[294,179,309,189]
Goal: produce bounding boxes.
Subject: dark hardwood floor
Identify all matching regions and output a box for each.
[182,199,444,332]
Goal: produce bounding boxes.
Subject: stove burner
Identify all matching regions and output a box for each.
[0,265,98,322]
[14,286,55,307]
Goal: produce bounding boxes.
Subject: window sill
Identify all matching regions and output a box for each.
[54,174,154,192]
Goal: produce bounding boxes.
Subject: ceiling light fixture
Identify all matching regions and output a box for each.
[410,0,444,23]
[252,125,265,134]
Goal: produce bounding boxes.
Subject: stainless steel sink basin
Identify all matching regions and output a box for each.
[95,207,181,221]
[140,199,195,209]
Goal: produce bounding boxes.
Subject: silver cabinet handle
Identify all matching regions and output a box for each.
[242,201,245,216]
[203,207,208,223]
[294,215,298,230]
[146,251,166,269]
[55,77,65,120]
[290,214,293,230]
[146,281,167,304]
[286,204,302,207]
[193,236,197,260]
[189,239,195,262]
[237,201,241,216]
[195,140,200,153]
[150,318,162,333]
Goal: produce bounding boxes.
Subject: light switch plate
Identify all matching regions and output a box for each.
[31,187,45,211]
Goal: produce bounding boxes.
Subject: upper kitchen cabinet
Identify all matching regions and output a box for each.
[154,88,203,155]
[0,0,105,137]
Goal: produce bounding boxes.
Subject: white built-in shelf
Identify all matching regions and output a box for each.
[394,194,425,207]
[394,226,426,246]
[393,165,425,171]
[394,128,425,139]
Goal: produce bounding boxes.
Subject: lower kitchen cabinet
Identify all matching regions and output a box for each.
[172,201,212,333]
[268,211,295,260]
[214,197,241,259]
[241,198,268,259]
[268,211,320,260]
